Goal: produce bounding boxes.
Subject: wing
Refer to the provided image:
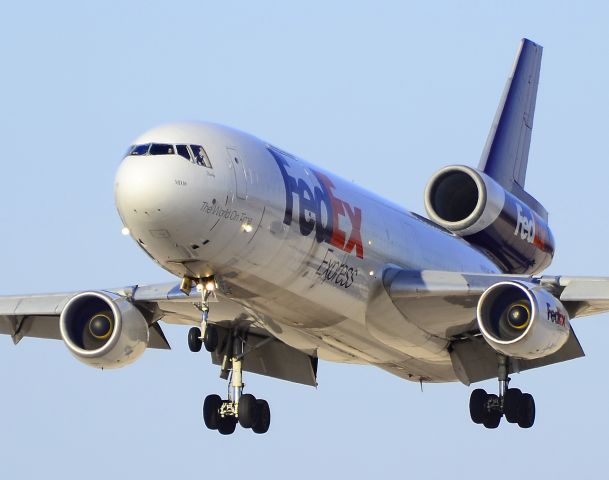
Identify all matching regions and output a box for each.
[382,267,609,327]
[0,283,318,387]
[380,267,609,384]
[0,289,171,348]
[543,276,609,317]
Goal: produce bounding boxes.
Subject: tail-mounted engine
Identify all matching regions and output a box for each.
[476,281,570,360]
[424,165,554,274]
[59,291,149,369]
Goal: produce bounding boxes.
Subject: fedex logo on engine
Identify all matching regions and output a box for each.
[269,147,364,259]
[546,304,567,327]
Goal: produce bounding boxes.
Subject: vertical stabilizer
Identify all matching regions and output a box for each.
[478,38,547,220]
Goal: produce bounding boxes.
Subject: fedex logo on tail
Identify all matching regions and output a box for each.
[269,147,364,259]
[513,201,552,253]
[514,204,535,243]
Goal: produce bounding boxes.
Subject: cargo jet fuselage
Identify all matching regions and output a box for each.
[116,122,504,381]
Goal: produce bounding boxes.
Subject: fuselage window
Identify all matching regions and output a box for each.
[189,145,212,168]
[176,144,191,160]
[149,143,175,155]
[129,144,151,156]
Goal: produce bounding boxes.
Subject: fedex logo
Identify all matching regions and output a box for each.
[514,204,535,244]
[546,304,567,327]
[269,147,364,259]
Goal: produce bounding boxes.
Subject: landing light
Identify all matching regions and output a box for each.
[242,224,253,233]
[196,280,216,292]
[121,227,130,236]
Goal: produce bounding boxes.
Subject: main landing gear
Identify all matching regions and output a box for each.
[186,278,271,435]
[200,333,271,435]
[469,356,535,429]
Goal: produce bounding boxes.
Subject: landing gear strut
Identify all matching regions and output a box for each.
[469,356,535,429]
[202,331,271,435]
[187,277,271,435]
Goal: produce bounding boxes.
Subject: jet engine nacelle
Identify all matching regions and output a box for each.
[59,291,149,369]
[476,281,570,360]
[424,165,555,274]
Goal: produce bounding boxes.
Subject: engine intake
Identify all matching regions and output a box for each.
[477,281,570,360]
[60,291,149,369]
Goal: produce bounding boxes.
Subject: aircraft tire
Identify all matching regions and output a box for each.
[218,415,237,435]
[517,393,535,429]
[469,389,488,424]
[238,394,259,428]
[203,394,222,430]
[482,394,501,429]
[204,325,218,352]
[188,327,202,352]
[503,388,522,423]
[252,399,271,434]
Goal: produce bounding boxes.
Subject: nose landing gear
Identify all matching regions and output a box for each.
[188,279,219,353]
[469,356,536,429]
[188,324,218,352]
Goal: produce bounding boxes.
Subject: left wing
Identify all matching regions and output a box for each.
[543,276,609,317]
[382,267,609,329]
[379,267,609,384]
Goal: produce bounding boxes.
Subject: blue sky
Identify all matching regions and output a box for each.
[1,1,609,478]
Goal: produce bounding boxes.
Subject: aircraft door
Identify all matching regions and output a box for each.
[226,147,247,200]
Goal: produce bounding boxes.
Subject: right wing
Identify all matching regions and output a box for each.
[0,282,318,387]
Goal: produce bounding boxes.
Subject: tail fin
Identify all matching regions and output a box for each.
[478,38,547,220]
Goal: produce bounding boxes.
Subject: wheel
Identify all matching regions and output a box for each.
[483,410,502,429]
[469,389,488,424]
[517,393,535,428]
[203,394,222,430]
[482,394,501,429]
[217,415,237,435]
[188,327,202,352]
[252,399,271,434]
[204,325,219,352]
[238,393,259,429]
[503,388,522,423]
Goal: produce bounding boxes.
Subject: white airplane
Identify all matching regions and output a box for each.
[2,38,607,434]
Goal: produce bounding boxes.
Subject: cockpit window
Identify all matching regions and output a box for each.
[149,143,175,155]
[126,142,213,169]
[129,144,151,156]
[176,144,191,160]
[190,145,212,168]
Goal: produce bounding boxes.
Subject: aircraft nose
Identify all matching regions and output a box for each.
[114,154,179,222]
